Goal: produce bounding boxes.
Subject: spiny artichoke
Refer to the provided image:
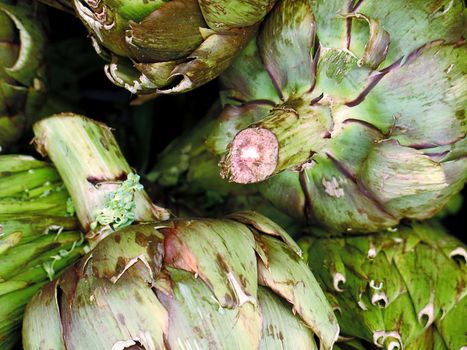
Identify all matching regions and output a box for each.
[68,0,276,97]
[299,221,467,349]
[0,0,47,149]
[207,0,466,233]
[0,155,86,349]
[23,114,340,350]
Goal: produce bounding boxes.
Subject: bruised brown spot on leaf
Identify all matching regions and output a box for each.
[135,231,148,247]
[147,239,164,272]
[117,313,126,326]
[114,234,121,243]
[223,293,236,306]
[58,266,80,304]
[162,227,198,274]
[216,253,229,271]
[116,256,127,270]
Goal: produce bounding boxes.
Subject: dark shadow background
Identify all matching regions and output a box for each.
[14,5,464,241]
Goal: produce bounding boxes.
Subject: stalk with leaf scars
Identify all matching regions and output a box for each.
[0,155,86,350]
[33,113,170,245]
[44,0,277,99]
[207,0,467,233]
[23,114,339,350]
[299,221,467,350]
[0,0,47,150]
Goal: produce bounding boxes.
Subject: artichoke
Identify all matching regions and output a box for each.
[207,0,466,233]
[0,0,47,149]
[23,114,340,350]
[69,0,276,97]
[0,155,85,349]
[299,221,467,349]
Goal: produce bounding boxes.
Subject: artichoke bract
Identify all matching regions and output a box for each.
[24,213,339,350]
[299,221,467,350]
[0,155,85,350]
[71,0,276,97]
[0,0,47,149]
[23,114,339,349]
[210,0,466,233]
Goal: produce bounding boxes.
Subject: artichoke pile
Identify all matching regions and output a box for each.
[0,0,47,149]
[0,155,85,349]
[0,0,464,349]
[22,114,339,350]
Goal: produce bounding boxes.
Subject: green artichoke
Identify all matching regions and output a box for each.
[0,0,47,149]
[0,155,86,349]
[207,0,466,233]
[299,221,467,349]
[23,114,340,350]
[70,0,276,97]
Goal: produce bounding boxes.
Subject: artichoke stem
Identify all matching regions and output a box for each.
[33,113,169,243]
[220,105,326,184]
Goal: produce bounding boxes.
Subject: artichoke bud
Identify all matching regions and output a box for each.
[213,0,467,233]
[72,0,276,96]
[301,221,467,349]
[23,211,340,350]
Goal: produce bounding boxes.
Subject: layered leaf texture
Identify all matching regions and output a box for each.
[152,0,466,233]
[0,155,85,349]
[23,211,339,350]
[24,114,339,349]
[300,221,467,349]
[71,0,277,96]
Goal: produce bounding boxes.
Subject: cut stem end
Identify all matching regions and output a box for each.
[220,127,278,184]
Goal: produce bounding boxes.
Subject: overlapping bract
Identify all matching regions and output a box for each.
[0,155,85,349]
[22,114,339,350]
[0,0,47,149]
[71,0,276,96]
[300,221,467,349]
[209,0,466,233]
[24,211,339,350]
